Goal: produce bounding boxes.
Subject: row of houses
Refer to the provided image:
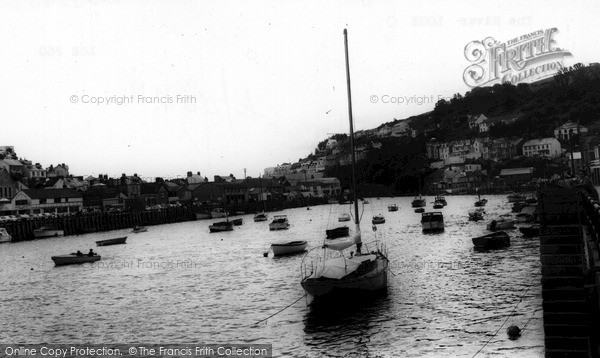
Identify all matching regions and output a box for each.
[426,137,564,162]
[0,174,343,215]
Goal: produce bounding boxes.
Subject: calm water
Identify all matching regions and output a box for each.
[0,195,544,357]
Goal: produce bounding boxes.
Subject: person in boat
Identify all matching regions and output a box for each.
[76,250,83,257]
[576,169,599,201]
[88,249,96,257]
[490,220,497,231]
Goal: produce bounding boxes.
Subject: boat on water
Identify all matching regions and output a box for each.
[300,29,388,299]
[515,206,537,223]
[132,226,147,233]
[372,214,385,224]
[487,215,516,231]
[387,204,398,212]
[411,196,426,208]
[271,241,308,256]
[96,236,127,246]
[254,212,268,222]
[232,218,243,226]
[51,253,101,266]
[414,207,425,213]
[326,226,349,239]
[434,195,447,206]
[468,208,484,221]
[211,208,228,218]
[432,200,444,209]
[269,215,290,230]
[472,231,510,249]
[507,193,527,203]
[0,228,12,243]
[209,220,233,232]
[421,212,444,232]
[33,227,64,239]
[338,212,351,222]
[474,190,487,207]
[519,223,540,237]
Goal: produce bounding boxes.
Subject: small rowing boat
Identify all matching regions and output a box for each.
[96,236,127,246]
[51,253,101,266]
[472,231,510,249]
[271,241,308,256]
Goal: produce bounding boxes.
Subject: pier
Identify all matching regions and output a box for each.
[538,188,600,357]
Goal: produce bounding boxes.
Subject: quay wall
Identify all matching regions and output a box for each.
[2,198,329,242]
[539,188,600,358]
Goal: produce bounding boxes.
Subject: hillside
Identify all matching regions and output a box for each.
[310,63,600,193]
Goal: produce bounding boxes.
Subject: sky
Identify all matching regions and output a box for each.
[1,0,599,181]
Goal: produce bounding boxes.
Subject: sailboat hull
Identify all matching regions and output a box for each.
[301,257,388,296]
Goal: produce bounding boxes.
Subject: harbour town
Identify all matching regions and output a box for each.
[4,2,600,358]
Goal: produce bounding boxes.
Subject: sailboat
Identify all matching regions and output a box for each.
[300,29,389,298]
[209,185,233,232]
[411,173,426,208]
[474,188,487,207]
[254,175,268,222]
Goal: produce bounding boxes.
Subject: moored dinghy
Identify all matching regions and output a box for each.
[519,223,540,237]
[132,226,147,233]
[269,215,290,230]
[52,253,101,266]
[96,236,127,246]
[209,221,233,232]
[270,241,308,256]
[472,231,510,249]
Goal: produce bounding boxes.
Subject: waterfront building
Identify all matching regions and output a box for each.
[82,185,121,211]
[522,138,562,158]
[11,188,83,214]
[140,183,169,207]
[499,167,534,186]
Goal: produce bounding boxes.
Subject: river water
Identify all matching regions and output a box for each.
[0,195,544,357]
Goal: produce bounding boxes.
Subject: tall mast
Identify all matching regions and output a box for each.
[344,29,359,225]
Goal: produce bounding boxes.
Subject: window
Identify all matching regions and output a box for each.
[15,199,28,206]
[40,198,46,204]
[53,198,61,203]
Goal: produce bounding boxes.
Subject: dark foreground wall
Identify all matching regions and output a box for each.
[538,188,600,358]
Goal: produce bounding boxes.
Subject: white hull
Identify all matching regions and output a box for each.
[269,223,289,230]
[33,229,64,238]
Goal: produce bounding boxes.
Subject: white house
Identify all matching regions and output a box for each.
[554,121,588,140]
[522,138,562,158]
[12,188,83,215]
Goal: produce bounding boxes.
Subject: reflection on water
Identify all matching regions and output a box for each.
[0,195,544,357]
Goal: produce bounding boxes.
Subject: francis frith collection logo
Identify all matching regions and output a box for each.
[463,28,572,88]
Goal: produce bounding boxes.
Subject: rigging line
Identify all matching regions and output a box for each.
[471,283,533,358]
[254,294,308,325]
[518,279,540,334]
